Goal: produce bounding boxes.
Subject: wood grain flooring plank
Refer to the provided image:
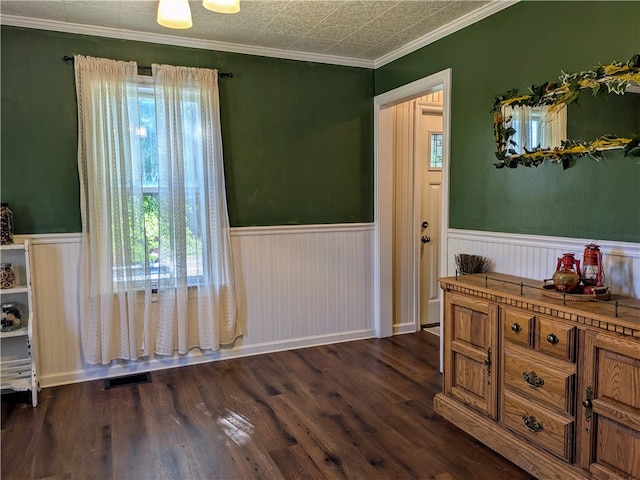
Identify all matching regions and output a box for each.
[29,385,74,480]
[323,412,419,479]
[108,384,155,480]
[268,444,325,479]
[243,353,299,397]
[195,359,300,455]
[159,363,285,480]
[311,369,448,478]
[317,339,431,406]
[138,370,209,480]
[266,393,380,479]
[2,331,536,480]
[142,367,241,479]
[30,381,112,480]
[388,398,535,480]
[1,391,47,479]
[68,381,113,480]
[264,361,435,479]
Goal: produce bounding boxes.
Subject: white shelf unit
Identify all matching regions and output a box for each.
[1,240,38,406]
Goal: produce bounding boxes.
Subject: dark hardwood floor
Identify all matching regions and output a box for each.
[2,331,534,480]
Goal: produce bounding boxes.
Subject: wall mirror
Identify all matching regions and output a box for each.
[492,55,640,169]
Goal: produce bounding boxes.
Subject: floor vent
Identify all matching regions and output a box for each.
[104,372,152,389]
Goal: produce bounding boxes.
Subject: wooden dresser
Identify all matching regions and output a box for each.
[434,273,640,480]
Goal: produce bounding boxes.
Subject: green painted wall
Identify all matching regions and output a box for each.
[1,27,374,233]
[376,1,640,243]
[3,2,640,241]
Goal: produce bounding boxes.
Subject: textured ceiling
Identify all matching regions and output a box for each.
[1,0,501,66]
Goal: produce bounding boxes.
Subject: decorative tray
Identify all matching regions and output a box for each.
[541,283,610,302]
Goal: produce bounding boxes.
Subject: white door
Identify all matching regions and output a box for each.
[417,104,442,327]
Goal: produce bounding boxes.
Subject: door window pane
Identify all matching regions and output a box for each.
[430,132,443,169]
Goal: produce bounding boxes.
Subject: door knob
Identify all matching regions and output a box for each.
[422,221,429,228]
[421,235,431,243]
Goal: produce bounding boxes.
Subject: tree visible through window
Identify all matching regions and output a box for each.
[139,86,159,270]
[134,79,203,286]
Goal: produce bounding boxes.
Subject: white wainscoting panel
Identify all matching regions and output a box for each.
[22,224,375,388]
[28,235,83,384]
[447,229,640,298]
[232,224,375,345]
[27,226,636,388]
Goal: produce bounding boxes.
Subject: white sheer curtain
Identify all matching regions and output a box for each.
[503,104,567,154]
[75,55,152,364]
[75,56,240,364]
[152,63,239,355]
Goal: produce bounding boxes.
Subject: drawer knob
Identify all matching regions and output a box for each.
[547,333,559,345]
[523,371,545,389]
[511,322,522,333]
[522,414,544,433]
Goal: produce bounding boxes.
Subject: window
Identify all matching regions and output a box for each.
[131,77,206,287]
[75,56,239,362]
[429,132,443,169]
[136,80,160,283]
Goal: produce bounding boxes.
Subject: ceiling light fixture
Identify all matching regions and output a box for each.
[202,0,240,14]
[157,0,193,29]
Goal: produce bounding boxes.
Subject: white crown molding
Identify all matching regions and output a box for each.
[3,2,519,70]
[0,15,375,69]
[374,0,520,68]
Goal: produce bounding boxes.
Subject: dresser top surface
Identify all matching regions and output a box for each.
[440,273,640,335]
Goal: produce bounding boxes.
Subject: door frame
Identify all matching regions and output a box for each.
[373,68,452,339]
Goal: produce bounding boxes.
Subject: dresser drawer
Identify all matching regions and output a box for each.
[502,390,574,462]
[502,308,534,347]
[536,316,576,362]
[503,346,575,414]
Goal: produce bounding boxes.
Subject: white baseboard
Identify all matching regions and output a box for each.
[39,328,377,388]
[393,322,418,335]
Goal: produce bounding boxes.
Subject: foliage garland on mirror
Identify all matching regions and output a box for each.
[492,54,640,169]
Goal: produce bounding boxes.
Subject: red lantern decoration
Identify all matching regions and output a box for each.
[552,253,581,293]
[581,244,605,295]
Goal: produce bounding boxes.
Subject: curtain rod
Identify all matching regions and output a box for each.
[63,56,233,78]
